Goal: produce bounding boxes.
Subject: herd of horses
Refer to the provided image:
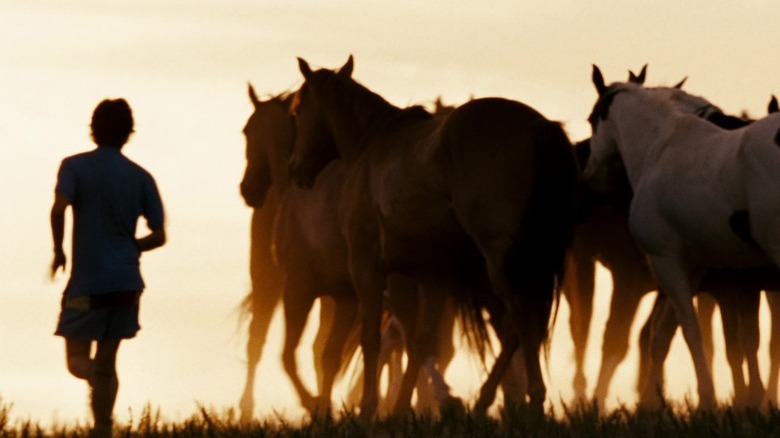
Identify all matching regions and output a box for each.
[237,56,780,421]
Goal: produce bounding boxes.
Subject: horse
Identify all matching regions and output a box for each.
[584,65,780,409]
[241,84,467,417]
[567,68,779,408]
[562,66,655,402]
[599,84,780,407]
[633,92,780,408]
[288,55,580,418]
[238,89,297,421]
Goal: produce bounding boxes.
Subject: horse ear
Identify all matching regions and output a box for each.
[769,95,779,114]
[592,65,607,96]
[298,57,313,80]
[673,77,688,89]
[248,83,260,107]
[628,64,647,84]
[338,55,354,78]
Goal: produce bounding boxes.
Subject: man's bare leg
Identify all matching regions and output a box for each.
[66,338,121,434]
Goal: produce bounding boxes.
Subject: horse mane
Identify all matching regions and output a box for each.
[592,83,703,128]
[588,83,635,126]
[382,105,434,131]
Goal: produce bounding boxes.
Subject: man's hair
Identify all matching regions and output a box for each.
[90,98,134,147]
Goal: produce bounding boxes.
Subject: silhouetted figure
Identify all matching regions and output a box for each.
[50,98,166,436]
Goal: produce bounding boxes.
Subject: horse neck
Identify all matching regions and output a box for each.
[270,155,293,197]
[267,97,297,195]
[326,82,400,161]
[611,92,680,187]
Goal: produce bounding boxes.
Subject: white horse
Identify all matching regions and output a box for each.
[579,66,767,407]
[585,65,780,408]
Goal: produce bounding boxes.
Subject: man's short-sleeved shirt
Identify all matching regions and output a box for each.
[55,146,165,297]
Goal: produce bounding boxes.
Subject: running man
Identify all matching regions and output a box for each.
[50,98,166,436]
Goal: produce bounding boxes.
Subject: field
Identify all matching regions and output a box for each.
[3,399,780,437]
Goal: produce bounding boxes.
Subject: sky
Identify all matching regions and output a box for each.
[1,0,779,426]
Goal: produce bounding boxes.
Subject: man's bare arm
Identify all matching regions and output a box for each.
[50,193,70,278]
[137,227,166,252]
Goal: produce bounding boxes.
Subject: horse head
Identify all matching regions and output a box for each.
[287,56,351,188]
[581,64,647,200]
[240,83,296,208]
[585,65,631,184]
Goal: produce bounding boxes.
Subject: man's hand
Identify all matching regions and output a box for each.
[50,193,70,280]
[51,249,66,279]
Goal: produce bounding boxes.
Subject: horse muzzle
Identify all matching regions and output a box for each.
[239,178,268,208]
[288,156,315,189]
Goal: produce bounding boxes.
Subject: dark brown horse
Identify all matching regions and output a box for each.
[288,56,580,418]
[240,84,467,417]
[239,86,383,417]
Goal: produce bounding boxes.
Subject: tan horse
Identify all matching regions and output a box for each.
[238,89,296,421]
[288,56,580,418]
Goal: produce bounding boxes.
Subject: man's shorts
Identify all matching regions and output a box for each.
[55,291,142,341]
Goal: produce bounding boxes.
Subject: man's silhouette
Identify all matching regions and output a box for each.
[50,98,166,436]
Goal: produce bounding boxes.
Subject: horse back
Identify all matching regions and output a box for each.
[442,97,580,275]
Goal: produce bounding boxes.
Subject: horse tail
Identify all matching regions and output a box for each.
[454,280,494,371]
[237,291,254,327]
[507,119,580,358]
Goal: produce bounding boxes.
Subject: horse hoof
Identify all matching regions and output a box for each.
[472,399,490,418]
[305,397,332,418]
[359,401,378,423]
[440,396,466,417]
[239,398,254,424]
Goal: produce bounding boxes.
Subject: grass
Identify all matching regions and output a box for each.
[2,397,780,437]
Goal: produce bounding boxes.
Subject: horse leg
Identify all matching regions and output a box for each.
[240,290,280,421]
[313,297,336,395]
[499,350,528,406]
[474,326,520,415]
[592,277,644,408]
[240,211,283,422]
[696,293,717,377]
[415,294,459,413]
[562,249,595,402]
[375,314,404,414]
[636,295,658,397]
[715,292,748,406]
[357,296,384,421]
[344,313,399,414]
[280,274,318,414]
[475,243,554,414]
[649,257,714,409]
[317,294,359,414]
[736,289,764,407]
[766,292,780,405]
[391,282,448,416]
[348,255,386,421]
[639,294,678,408]
[383,275,418,413]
